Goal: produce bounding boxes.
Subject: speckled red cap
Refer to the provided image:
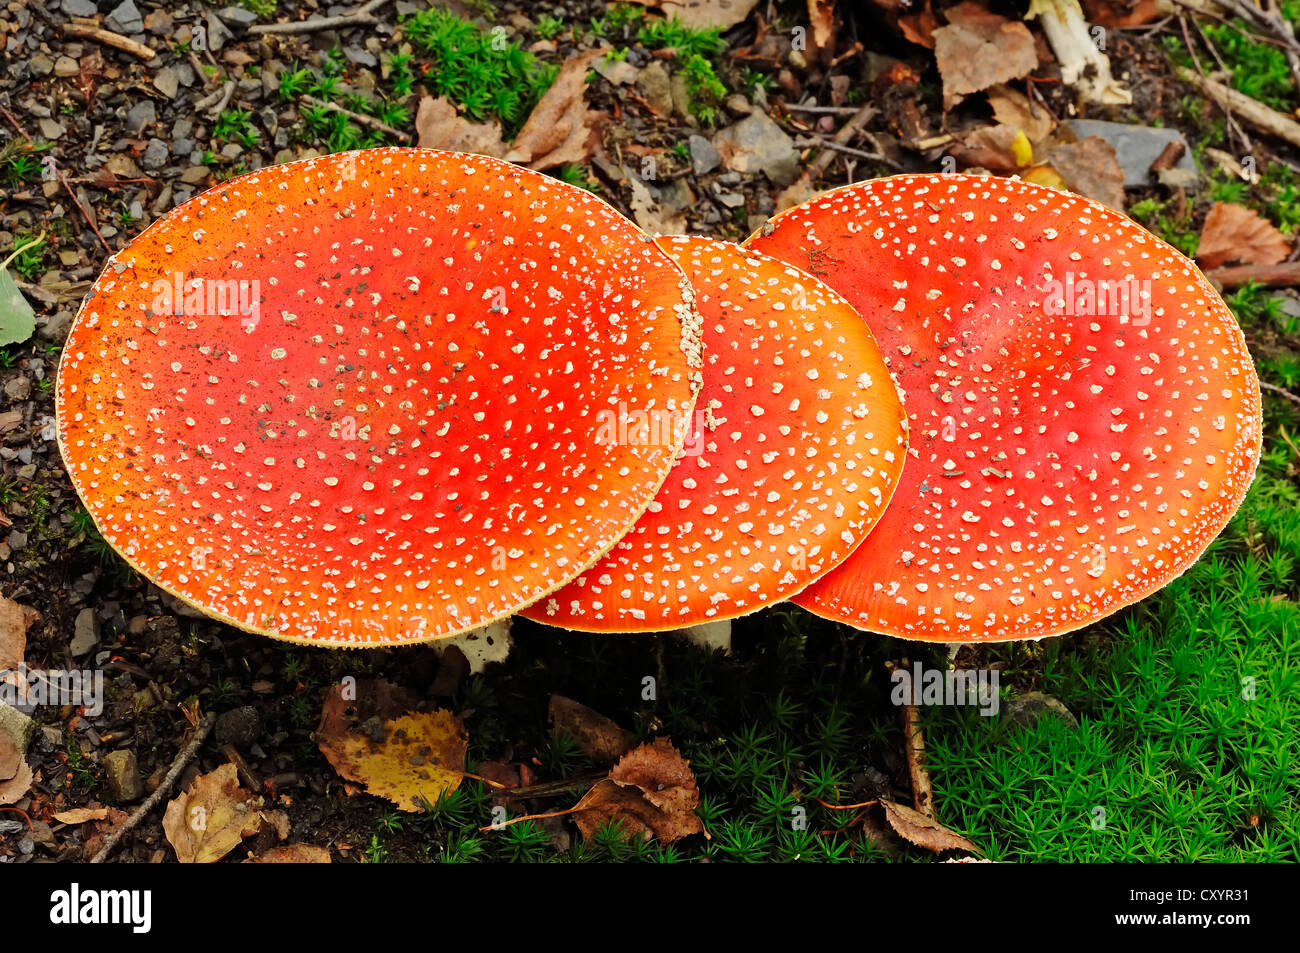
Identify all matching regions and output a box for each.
[747,173,1262,642]
[57,148,702,646]
[523,235,908,631]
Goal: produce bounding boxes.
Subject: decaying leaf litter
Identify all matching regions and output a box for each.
[1,0,1298,862]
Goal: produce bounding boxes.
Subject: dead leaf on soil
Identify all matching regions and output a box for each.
[246,843,332,863]
[79,807,129,858]
[1047,136,1126,211]
[572,737,704,844]
[951,125,1032,174]
[316,679,467,812]
[0,595,31,671]
[549,694,634,766]
[899,0,940,49]
[986,85,1056,151]
[807,0,836,58]
[932,2,1037,107]
[1084,0,1166,28]
[1198,202,1293,269]
[52,806,112,824]
[0,730,21,781]
[624,0,760,30]
[414,96,508,157]
[629,176,687,236]
[881,799,981,854]
[507,49,604,170]
[162,763,268,863]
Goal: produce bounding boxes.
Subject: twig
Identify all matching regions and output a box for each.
[251,0,393,35]
[196,81,236,119]
[784,104,863,116]
[299,95,411,142]
[61,24,156,61]
[1206,260,1300,286]
[56,169,111,255]
[90,713,216,863]
[1178,69,1300,149]
[901,703,934,817]
[795,135,895,166]
[1260,381,1300,408]
[0,231,46,271]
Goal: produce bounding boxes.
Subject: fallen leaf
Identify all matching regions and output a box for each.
[1023,163,1067,190]
[414,96,507,156]
[807,0,836,58]
[628,176,687,236]
[623,0,760,29]
[932,2,1037,107]
[899,0,940,49]
[572,738,704,844]
[986,85,1056,150]
[1084,0,1166,27]
[0,269,36,348]
[52,807,112,824]
[316,679,467,812]
[1198,202,1293,269]
[0,730,20,780]
[0,760,32,805]
[951,125,1032,174]
[0,596,30,670]
[247,843,331,863]
[507,50,603,170]
[79,807,129,859]
[881,799,981,854]
[162,763,265,863]
[1048,136,1126,211]
[549,695,634,766]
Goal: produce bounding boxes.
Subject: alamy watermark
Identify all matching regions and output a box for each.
[1042,272,1151,326]
[890,661,1000,716]
[149,271,261,329]
[594,404,706,457]
[1,664,104,716]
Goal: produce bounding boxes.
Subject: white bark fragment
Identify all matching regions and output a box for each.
[1027,0,1132,105]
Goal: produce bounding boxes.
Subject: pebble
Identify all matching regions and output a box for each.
[37,119,65,140]
[689,134,721,176]
[62,0,98,16]
[104,749,143,802]
[124,100,155,136]
[1003,692,1079,730]
[6,531,26,552]
[712,111,800,186]
[53,56,79,78]
[30,55,54,78]
[216,706,262,749]
[70,608,100,657]
[142,138,170,170]
[153,67,179,99]
[3,376,30,400]
[106,0,145,35]
[636,61,674,116]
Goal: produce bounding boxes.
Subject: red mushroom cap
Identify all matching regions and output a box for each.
[747,173,1262,642]
[523,235,908,631]
[57,148,702,646]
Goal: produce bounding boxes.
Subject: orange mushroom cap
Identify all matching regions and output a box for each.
[57,148,702,646]
[523,235,908,631]
[747,174,1262,642]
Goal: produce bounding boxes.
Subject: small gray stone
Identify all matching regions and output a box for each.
[125,99,156,136]
[713,111,799,186]
[1003,691,1079,730]
[62,0,99,16]
[106,0,144,35]
[724,93,753,116]
[171,117,193,140]
[53,56,80,78]
[215,706,262,749]
[38,118,65,140]
[153,66,179,99]
[37,310,74,344]
[636,61,674,117]
[6,531,26,552]
[206,12,234,52]
[218,6,260,28]
[142,138,169,170]
[71,608,100,657]
[30,55,54,78]
[0,703,36,752]
[689,134,720,176]
[103,749,143,802]
[3,376,30,400]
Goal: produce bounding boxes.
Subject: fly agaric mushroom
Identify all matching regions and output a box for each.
[57,148,703,646]
[747,173,1262,642]
[522,235,908,633]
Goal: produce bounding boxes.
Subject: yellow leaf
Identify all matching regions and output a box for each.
[1010,129,1034,168]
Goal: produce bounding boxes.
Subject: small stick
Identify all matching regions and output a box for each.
[1206,260,1300,287]
[1178,69,1300,149]
[901,703,934,817]
[299,94,411,141]
[251,0,393,35]
[795,136,895,166]
[1261,381,1300,409]
[90,713,216,863]
[477,804,580,832]
[56,169,111,254]
[61,24,156,61]
[784,104,863,116]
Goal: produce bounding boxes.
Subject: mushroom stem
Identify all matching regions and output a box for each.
[1026,0,1132,105]
[671,620,732,655]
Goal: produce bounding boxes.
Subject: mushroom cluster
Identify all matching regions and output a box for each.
[57,153,1261,648]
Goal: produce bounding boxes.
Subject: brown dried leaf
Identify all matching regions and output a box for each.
[881,799,981,854]
[951,125,1027,175]
[932,2,1037,107]
[414,96,507,157]
[628,176,687,236]
[1048,137,1126,211]
[1198,202,1292,269]
[549,695,634,766]
[246,843,332,863]
[316,679,467,812]
[899,1,939,50]
[162,763,265,863]
[0,730,20,781]
[623,0,760,29]
[0,595,31,670]
[52,807,112,824]
[807,0,836,57]
[986,85,1056,150]
[572,738,704,844]
[507,50,603,170]
[1084,0,1166,28]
